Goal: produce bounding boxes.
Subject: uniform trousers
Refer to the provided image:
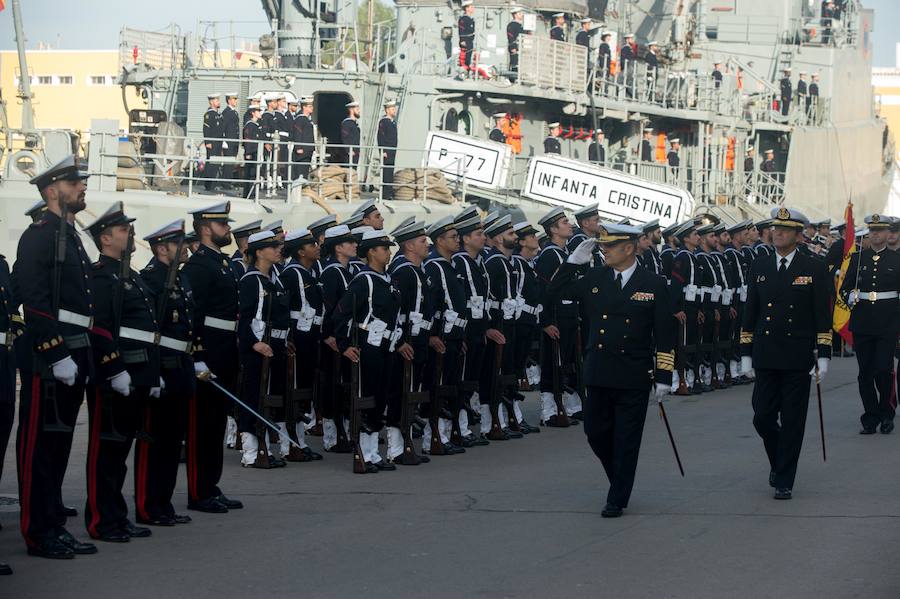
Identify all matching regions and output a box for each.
[539,320,577,393]
[752,368,810,489]
[854,333,896,428]
[386,339,427,427]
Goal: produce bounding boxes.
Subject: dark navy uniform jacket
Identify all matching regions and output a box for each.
[839,247,899,338]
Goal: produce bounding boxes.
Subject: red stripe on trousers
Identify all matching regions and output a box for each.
[86,389,103,537]
[18,374,42,547]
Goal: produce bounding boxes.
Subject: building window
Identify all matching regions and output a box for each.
[88,75,114,86]
[57,75,73,85]
[37,75,52,85]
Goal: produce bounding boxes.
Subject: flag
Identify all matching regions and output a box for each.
[831,200,856,345]
[0,0,6,11]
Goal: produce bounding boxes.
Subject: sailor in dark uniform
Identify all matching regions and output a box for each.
[221,93,241,187]
[0,239,21,574]
[659,222,681,278]
[489,113,508,143]
[14,156,97,559]
[741,207,832,500]
[377,100,399,200]
[544,122,562,155]
[588,129,606,165]
[422,216,471,451]
[338,101,361,167]
[536,207,582,423]
[566,204,604,266]
[575,17,592,49]
[808,73,820,117]
[712,61,724,89]
[229,220,262,282]
[640,128,654,162]
[308,215,338,278]
[597,32,613,77]
[548,224,675,517]
[724,220,753,383]
[25,198,47,223]
[549,13,566,41]
[779,68,793,116]
[506,5,525,72]
[753,218,775,258]
[670,221,703,395]
[83,202,156,543]
[511,221,543,431]
[242,94,260,125]
[241,104,263,198]
[667,137,681,171]
[458,0,476,72]
[291,96,316,180]
[333,230,403,472]
[638,219,663,275]
[259,94,278,171]
[840,214,900,434]
[203,93,224,191]
[180,202,243,513]
[273,94,291,183]
[797,72,808,119]
[136,220,195,527]
[620,33,637,94]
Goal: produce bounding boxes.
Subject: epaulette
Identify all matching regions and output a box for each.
[29,220,48,228]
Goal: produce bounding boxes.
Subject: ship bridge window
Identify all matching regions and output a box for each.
[314,91,354,153]
[443,109,472,135]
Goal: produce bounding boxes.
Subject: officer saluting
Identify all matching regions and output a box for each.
[740,207,832,500]
[548,224,675,517]
[14,156,97,559]
[544,122,562,155]
[181,202,243,513]
[377,100,399,200]
[840,214,900,434]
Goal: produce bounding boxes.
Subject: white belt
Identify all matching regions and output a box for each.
[278,131,289,137]
[59,309,93,329]
[519,304,541,315]
[454,318,467,328]
[204,316,237,332]
[487,300,500,310]
[159,336,191,353]
[119,326,160,345]
[857,290,899,302]
[270,328,289,340]
[290,310,323,324]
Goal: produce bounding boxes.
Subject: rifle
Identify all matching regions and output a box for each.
[710,311,722,389]
[332,350,351,450]
[400,356,429,464]
[550,337,571,427]
[349,297,376,473]
[487,323,517,440]
[102,225,135,443]
[251,281,279,469]
[43,198,74,433]
[285,339,315,462]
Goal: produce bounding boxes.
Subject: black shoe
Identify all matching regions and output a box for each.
[361,462,379,474]
[374,460,396,471]
[690,383,704,394]
[773,488,792,500]
[769,471,776,488]
[473,435,491,446]
[302,447,324,461]
[504,429,524,439]
[172,514,192,524]
[62,505,78,518]
[443,443,466,454]
[880,421,894,434]
[571,410,584,420]
[860,426,877,435]
[0,562,11,575]
[459,436,477,448]
[27,538,74,560]
[543,415,571,427]
[417,454,430,463]
[701,384,714,393]
[188,498,228,513]
[56,529,98,555]
[601,503,623,518]
[93,531,130,543]
[324,442,353,454]
[137,515,176,527]
[519,420,540,433]
[268,456,287,468]
[215,494,243,510]
[121,522,152,538]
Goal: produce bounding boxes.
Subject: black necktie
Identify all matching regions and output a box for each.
[779,257,787,272]
[615,273,623,290]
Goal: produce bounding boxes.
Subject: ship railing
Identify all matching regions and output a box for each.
[119,25,186,71]
[517,37,587,94]
[94,131,474,206]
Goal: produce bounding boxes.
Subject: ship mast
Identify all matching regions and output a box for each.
[12,0,36,136]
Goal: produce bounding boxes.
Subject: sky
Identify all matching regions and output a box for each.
[2,0,900,67]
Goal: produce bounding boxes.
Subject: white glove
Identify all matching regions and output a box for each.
[810,357,829,381]
[149,376,164,399]
[740,356,753,375]
[566,238,596,265]
[51,356,78,387]
[194,361,215,380]
[159,376,166,391]
[654,383,669,403]
[846,290,858,307]
[109,370,132,397]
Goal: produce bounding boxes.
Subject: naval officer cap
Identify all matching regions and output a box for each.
[84,201,136,238]
[598,223,643,245]
[300,96,314,105]
[393,220,428,244]
[308,214,338,238]
[674,220,697,239]
[513,221,538,238]
[355,199,379,217]
[661,222,682,238]
[390,216,416,235]
[696,222,716,235]
[641,219,661,234]
[29,155,90,191]
[323,224,355,247]
[770,206,808,230]
[485,214,513,237]
[889,216,900,231]
[246,230,282,253]
[262,219,283,235]
[207,93,221,100]
[552,12,565,18]
[864,214,892,230]
[184,231,198,244]
[538,206,567,229]
[190,201,233,223]
[282,228,317,253]
[351,225,375,241]
[427,215,456,240]
[25,199,47,220]
[454,205,479,224]
[357,229,396,255]
[483,211,501,228]
[573,204,599,221]
[232,220,263,239]
[712,222,727,234]
[342,211,366,230]
[456,215,484,236]
[345,100,360,108]
[726,219,753,234]
[755,217,773,230]
[144,219,186,245]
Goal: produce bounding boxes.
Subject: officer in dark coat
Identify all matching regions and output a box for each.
[597,32,612,76]
[548,224,675,517]
[741,207,832,500]
[779,69,793,116]
[549,13,566,41]
[291,96,315,180]
[489,113,508,143]
[840,214,900,434]
[640,128,654,162]
[203,93,224,191]
[180,202,243,513]
[458,0,476,72]
[338,101,361,167]
[241,105,263,198]
[137,220,195,527]
[543,122,562,154]
[506,6,525,72]
[0,245,22,574]
[14,156,97,559]
[575,18,592,50]
[84,202,157,543]
[221,93,241,187]
[588,129,606,165]
[377,100,399,200]
[273,94,291,182]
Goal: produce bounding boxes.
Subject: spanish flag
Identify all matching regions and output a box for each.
[831,200,855,345]
[0,0,6,11]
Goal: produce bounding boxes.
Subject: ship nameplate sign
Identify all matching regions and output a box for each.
[423,131,510,190]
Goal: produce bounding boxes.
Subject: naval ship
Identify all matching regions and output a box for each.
[0,0,892,262]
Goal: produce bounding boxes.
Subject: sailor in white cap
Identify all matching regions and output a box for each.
[567,204,603,265]
[242,104,264,198]
[510,221,543,431]
[645,40,659,75]
[620,33,637,93]
[779,68,793,116]
[290,96,316,180]
[489,112,509,144]
[259,94,279,176]
[458,0,477,72]
[203,93,224,191]
[220,93,241,188]
[544,122,562,154]
[667,137,681,169]
[338,101,362,167]
[356,198,384,230]
[598,31,613,75]
[641,127,654,162]
[243,93,261,125]
[550,13,567,41]
[507,5,526,72]
[535,206,583,424]
[378,100,399,199]
[230,220,263,280]
[576,17,593,50]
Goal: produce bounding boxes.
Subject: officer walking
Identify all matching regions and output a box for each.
[203,93,224,191]
[507,6,525,73]
[241,104,263,198]
[14,156,97,559]
[458,0,476,73]
[740,207,832,500]
[291,96,315,180]
[181,202,243,513]
[377,100,399,200]
[840,214,900,434]
[549,13,566,41]
[544,122,562,154]
[548,224,674,517]
[221,93,241,188]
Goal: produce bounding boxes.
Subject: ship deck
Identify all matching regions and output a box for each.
[1,356,898,598]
